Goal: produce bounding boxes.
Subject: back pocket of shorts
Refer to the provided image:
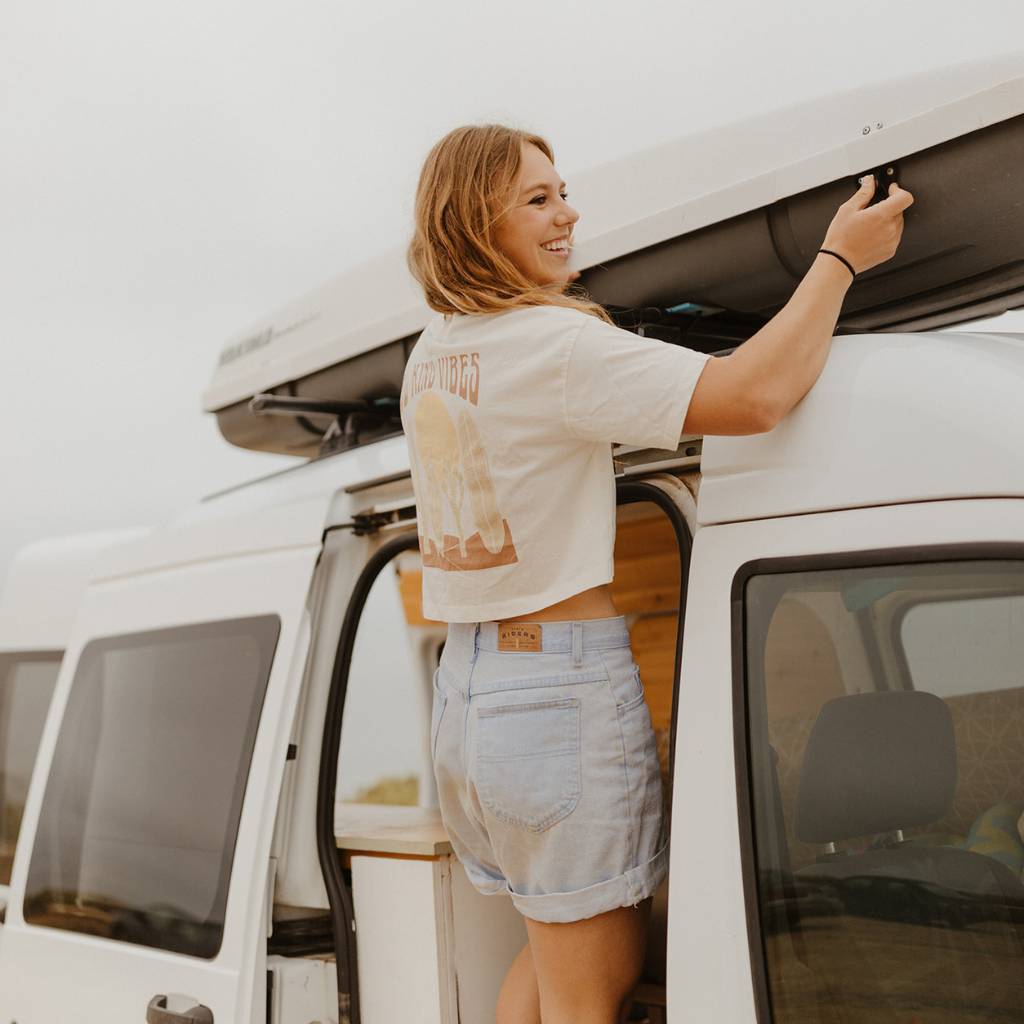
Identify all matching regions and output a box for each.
[474,696,581,833]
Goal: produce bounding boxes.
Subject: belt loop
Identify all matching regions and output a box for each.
[473,622,482,652]
[571,620,583,667]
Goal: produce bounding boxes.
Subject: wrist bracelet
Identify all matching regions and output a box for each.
[818,248,856,279]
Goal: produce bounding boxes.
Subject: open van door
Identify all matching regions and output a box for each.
[316,459,701,1023]
[0,511,323,1024]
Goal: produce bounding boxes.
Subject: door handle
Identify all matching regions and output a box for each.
[146,994,214,1023]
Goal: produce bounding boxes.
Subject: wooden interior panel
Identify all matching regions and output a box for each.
[614,504,681,736]
[609,512,680,615]
[397,565,442,627]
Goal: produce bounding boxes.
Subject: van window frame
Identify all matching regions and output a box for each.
[317,477,695,1024]
[730,541,1024,1024]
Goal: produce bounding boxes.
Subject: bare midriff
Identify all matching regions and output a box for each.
[499,584,619,623]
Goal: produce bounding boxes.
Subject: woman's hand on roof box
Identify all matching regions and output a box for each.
[821,176,915,275]
[682,179,914,437]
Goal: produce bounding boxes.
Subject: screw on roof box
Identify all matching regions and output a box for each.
[249,393,401,458]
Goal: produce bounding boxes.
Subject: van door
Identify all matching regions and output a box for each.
[669,498,1024,1022]
[0,541,321,1023]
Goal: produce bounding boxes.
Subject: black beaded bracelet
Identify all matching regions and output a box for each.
[818,248,856,279]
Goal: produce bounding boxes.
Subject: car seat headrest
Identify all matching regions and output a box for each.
[795,690,956,845]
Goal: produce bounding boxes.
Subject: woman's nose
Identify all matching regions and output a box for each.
[557,201,579,226]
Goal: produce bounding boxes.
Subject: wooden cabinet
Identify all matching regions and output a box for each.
[335,803,527,1023]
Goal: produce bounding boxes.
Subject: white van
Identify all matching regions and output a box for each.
[2,53,1024,1024]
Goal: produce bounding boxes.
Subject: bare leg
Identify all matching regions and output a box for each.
[524,897,652,1024]
[496,941,542,1024]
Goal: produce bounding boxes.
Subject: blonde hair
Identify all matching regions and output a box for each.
[407,124,612,323]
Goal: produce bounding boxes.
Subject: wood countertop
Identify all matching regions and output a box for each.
[334,802,453,856]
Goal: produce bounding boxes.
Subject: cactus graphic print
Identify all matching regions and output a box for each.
[402,352,518,571]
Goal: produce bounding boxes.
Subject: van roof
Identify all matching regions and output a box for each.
[0,529,150,651]
[86,330,1007,587]
[203,51,1024,419]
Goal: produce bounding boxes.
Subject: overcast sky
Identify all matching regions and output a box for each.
[3,0,1023,591]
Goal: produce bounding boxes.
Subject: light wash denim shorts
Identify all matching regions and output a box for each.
[430,615,668,923]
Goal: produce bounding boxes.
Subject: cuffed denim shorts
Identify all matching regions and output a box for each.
[430,615,668,923]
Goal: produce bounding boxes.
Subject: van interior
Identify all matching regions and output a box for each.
[326,493,687,1021]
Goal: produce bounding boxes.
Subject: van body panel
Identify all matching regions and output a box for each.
[672,497,1023,1021]
[0,544,321,1024]
[94,497,329,581]
[196,432,411,524]
[0,529,148,650]
[699,332,1024,527]
[86,435,410,584]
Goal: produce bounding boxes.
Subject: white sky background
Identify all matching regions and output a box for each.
[2,0,1024,590]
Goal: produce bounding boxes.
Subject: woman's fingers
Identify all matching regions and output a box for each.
[880,182,915,211]
[846,175,877,210]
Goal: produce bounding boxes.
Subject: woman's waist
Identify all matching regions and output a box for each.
[500,583,618,623]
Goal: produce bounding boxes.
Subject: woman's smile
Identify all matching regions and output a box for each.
[541,235,572,258]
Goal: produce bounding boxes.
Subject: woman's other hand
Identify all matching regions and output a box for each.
[820,176,915,274]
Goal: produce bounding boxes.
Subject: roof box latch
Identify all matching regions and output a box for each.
[859,162,900,205]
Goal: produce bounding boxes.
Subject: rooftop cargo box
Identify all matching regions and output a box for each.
[202,52,1024,458]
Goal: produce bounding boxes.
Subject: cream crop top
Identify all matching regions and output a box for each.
[398,304,711,623]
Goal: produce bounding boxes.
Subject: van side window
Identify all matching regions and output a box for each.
[22,616,279,958]
[741,558,1024,1021]
[0,653,60,886]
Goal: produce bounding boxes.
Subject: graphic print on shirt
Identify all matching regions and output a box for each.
[402,351,519,572]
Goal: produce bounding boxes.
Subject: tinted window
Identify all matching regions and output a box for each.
[743,559,1024,1021]
[24,617,279,957]
[0,653,61,885]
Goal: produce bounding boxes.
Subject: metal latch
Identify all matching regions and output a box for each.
[614,437,703,478]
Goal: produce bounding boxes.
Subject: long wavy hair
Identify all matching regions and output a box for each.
[407,124,611,323]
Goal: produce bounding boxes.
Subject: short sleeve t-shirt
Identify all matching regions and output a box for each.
[399,304,710,623]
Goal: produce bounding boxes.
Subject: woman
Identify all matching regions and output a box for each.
[400,124,912,1024]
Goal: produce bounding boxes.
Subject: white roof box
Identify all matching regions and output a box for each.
[204,52,1024,457]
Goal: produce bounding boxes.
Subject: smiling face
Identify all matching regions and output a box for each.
[493,142,580,289]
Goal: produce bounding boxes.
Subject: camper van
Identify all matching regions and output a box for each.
[1,53,1023,1024]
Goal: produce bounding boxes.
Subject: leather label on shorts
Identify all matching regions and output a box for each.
[497,622,542,652]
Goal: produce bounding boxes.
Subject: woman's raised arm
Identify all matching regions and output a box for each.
[683,177,915,436]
